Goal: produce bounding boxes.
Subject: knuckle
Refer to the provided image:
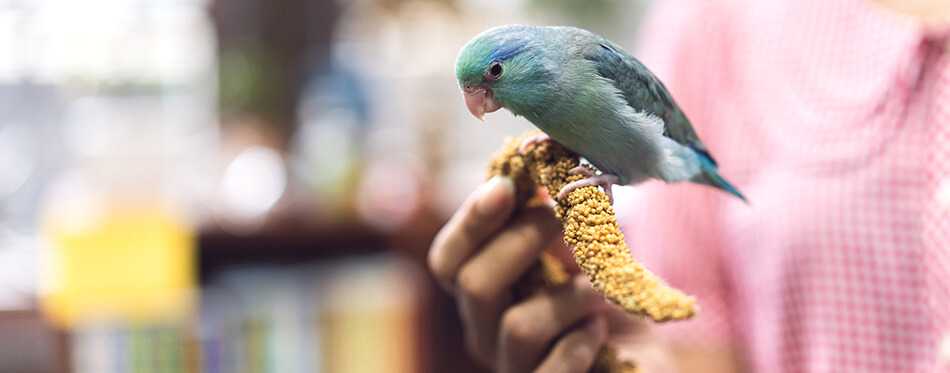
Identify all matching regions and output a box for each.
[428,217,459,258]
[426,240,450,281]
[499,306,540,348]
[428,226,449,257]
[426,221,467,288]
[457,264,495,303]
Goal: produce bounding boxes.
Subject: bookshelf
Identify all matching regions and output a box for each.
[29,220,485,373]
[197,218,489,373]
[198,224,387,284]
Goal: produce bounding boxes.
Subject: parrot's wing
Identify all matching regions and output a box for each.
[583,41,716,164]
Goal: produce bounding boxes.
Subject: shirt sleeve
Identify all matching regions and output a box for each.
[615,0,737,348]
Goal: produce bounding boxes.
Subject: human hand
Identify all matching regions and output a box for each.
[429,176,672,372]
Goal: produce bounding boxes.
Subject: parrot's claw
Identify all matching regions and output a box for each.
[558,166,621,204]
[518,132,553,154]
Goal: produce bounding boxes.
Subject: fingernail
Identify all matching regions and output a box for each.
[475,176,515,217]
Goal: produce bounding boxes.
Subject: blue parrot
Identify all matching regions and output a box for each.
[455,25,746,202]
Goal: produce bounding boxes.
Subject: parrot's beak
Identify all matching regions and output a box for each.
[462,85,501,121]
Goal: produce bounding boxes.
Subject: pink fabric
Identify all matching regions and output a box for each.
[619,0,950,371]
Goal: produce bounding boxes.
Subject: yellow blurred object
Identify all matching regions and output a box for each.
[323,260,422,373]
[40,206,195,328]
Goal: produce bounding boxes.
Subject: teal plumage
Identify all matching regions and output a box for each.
[456,25,745,201]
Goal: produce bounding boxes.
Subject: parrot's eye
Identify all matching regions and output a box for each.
[485,61,503,81]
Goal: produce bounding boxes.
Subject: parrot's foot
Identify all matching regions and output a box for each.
[558,166,621,204]
[518,132,552,154]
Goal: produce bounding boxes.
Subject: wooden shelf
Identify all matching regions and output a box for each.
[196,209,487,372]
[198,223,388,283]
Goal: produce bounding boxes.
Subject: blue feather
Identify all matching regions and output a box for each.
[697,153,747,202]
[489,42,526,62]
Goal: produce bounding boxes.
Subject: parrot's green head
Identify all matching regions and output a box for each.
[455,25,548,120]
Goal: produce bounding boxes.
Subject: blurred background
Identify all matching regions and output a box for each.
[0,0,651,371]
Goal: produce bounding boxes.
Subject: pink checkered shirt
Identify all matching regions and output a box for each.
[617,0,950,371]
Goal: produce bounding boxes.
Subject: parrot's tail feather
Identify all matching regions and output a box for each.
[692,154,748,202]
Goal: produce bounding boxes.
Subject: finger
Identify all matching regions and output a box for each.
[535,316,608,373]
[545,239,579,275]
[429,175,516,292]
[496,275,605,372]
[456,206,563,364]
[600,310,677,373]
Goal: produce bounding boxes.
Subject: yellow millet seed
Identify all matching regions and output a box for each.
[486,131,696,322]
[485,131,701,372]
